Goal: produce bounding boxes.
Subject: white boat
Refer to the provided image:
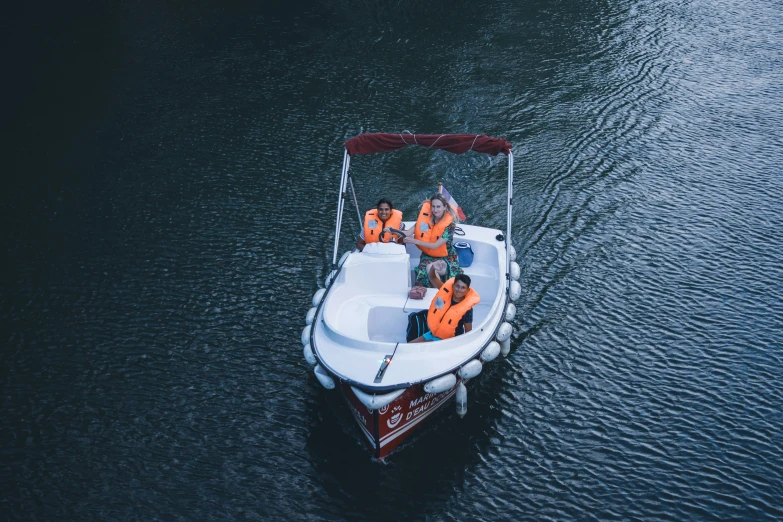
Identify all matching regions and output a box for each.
[302,132,519,458]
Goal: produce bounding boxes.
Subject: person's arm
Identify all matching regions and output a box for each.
[460,307,474,334]
[394,222,407,243]
[403,236,447,249]
[399,225,414,237]
[382,223,407,244]
[405,221,452,249]
[355,230,366,251]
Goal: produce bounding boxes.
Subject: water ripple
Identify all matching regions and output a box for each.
[4,0,783,520]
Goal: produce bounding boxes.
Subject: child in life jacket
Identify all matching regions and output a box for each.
[410,262,479,343]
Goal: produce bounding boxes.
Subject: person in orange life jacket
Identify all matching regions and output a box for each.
[410,264,479,343]
[355,198,404,251]
[401,193,462,287]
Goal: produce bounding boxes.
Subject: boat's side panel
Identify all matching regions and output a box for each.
[340,382,378,451]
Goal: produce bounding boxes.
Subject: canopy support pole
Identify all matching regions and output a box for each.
[332,150,350,266]
[506,151,514,286]
[348,176,363,233]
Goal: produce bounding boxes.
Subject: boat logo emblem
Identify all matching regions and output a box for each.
[386,406,403,428]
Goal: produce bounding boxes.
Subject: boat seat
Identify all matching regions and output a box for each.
[338,285,497,343]
[326,289,438,342]
[323,260,501,344]
[462,262,497,279]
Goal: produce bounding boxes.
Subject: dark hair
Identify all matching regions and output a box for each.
[454,273,471,288]
[377,198,393,209]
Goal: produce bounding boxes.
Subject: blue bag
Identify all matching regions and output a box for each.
[454,241,474,267]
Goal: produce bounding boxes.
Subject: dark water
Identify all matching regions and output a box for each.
[3,0,782,520]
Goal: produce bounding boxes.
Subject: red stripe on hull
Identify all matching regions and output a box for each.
[340,381,461,459]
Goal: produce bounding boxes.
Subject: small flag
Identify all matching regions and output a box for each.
[440,185,466,221]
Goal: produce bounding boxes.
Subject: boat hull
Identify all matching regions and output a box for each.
[340,381,460,459]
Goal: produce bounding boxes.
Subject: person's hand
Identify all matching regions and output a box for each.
[430,260,447,276]
[403,237,416,245]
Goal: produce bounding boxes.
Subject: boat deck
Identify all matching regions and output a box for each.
[313,224,507,389]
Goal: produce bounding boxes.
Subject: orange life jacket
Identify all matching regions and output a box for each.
[363,209,403,244]
[414,202,453,257]
[427,278,480,339]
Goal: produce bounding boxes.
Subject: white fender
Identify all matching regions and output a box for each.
[324,270,337,287]
[508,244,517,261]
[303,343,316,365]
[496,322,512,342]
[481,341,501,363]
[424,373,457,394]
[509,280,521,301]
[314,364,335,390]
[312,288,326,307]
[338,251,350,266]
[501,337,511,357]
[458,359,483,380]
[510,261,520,281]
[505,303,517,322]
[301,325,311,346]
[305,307,317,325]
[351,387,405,412]
[456,382,467,418]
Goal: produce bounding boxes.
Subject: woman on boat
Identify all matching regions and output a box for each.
[356,198,404,251]
[411,265,479,343]
[402,193,462,287]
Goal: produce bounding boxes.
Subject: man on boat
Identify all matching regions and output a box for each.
[410,261,480,343]
[356,198,404,251]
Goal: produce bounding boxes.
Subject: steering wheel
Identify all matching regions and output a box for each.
[380,228,406,243]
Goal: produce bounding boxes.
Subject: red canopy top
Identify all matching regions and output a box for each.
[344,133,512,156]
